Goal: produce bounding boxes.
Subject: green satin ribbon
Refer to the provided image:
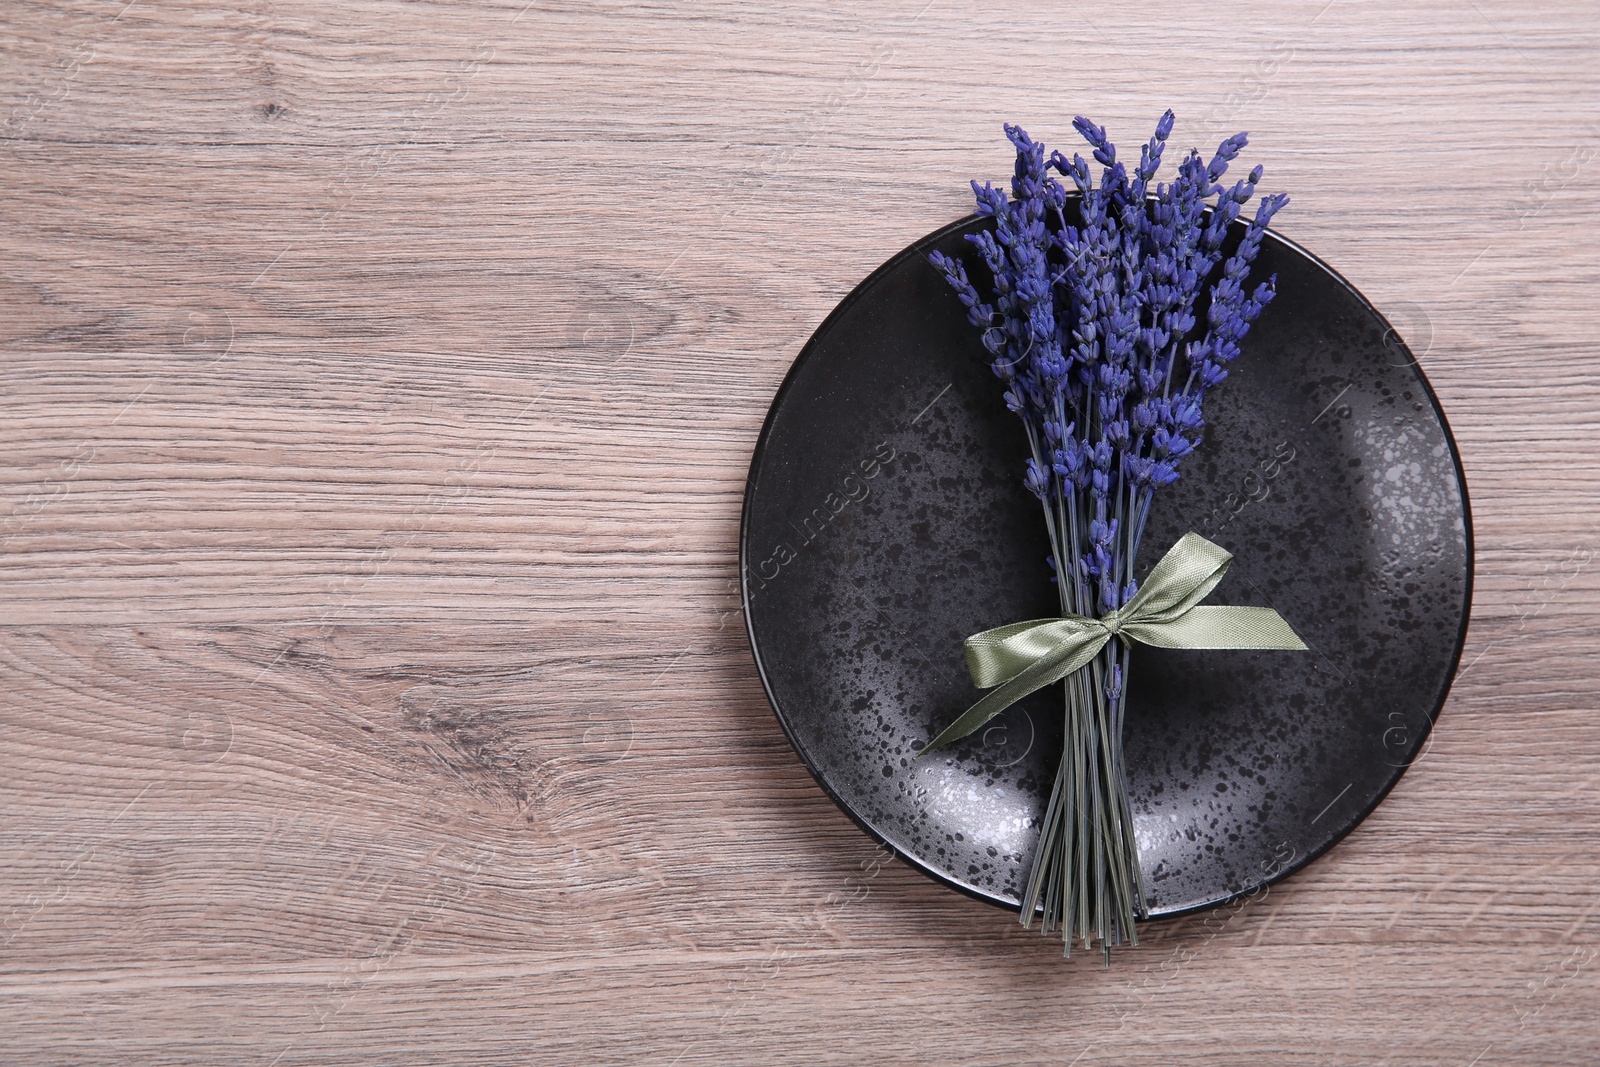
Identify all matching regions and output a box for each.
[920,531,1307,754]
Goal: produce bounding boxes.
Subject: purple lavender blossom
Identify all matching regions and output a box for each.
[930,113,1286,619]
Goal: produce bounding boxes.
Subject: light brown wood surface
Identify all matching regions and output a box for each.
[3,1,1598,1063]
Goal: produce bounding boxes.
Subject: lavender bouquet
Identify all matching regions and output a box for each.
[921,113,1303,957]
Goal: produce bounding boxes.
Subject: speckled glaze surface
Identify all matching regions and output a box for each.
[740,213,1473,918]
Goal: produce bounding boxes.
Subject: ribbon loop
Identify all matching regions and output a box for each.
[920,532,1307,754]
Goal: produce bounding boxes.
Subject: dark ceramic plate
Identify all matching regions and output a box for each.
[740,214,1472,918]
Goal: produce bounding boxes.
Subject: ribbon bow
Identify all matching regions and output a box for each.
[920,532,1307,754]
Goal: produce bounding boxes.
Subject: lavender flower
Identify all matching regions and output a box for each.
[929,113,1287,955]
[933,114,1284,619]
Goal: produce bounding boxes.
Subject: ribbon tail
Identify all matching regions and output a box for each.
[1121,604,1308,650]
[921,630,1108,754]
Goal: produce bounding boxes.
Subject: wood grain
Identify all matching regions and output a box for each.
[3,0,1598,1063]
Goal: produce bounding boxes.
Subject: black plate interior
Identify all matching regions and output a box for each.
[740,215,1472,917]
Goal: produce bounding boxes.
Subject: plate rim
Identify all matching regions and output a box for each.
[739,210,1476,919]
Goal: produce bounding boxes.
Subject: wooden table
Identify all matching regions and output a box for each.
[4,1,1597,1062]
